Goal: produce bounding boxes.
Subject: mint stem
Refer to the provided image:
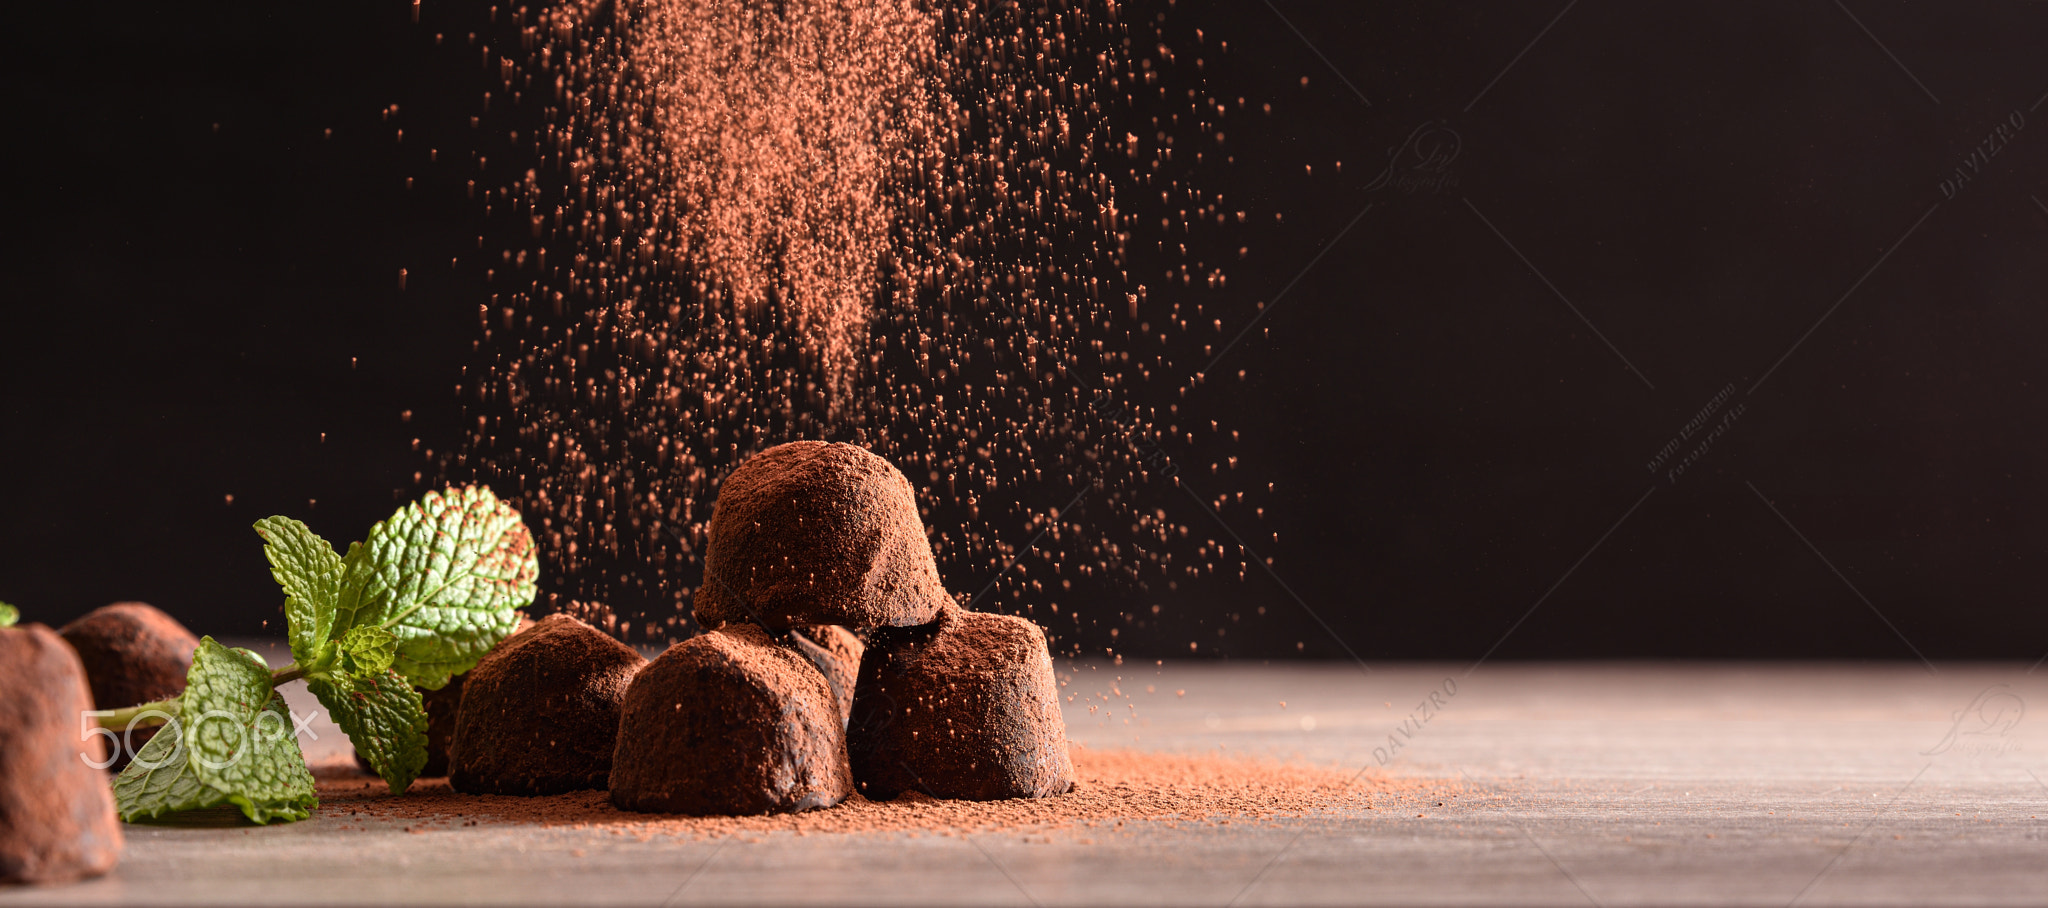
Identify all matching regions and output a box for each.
[98,699,181,729]
[271,662,309,686]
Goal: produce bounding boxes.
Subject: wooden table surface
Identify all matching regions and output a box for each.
[7,648,2044,906]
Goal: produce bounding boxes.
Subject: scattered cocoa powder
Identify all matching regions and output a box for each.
[312,747,1437,840]
[455,0,1264,653]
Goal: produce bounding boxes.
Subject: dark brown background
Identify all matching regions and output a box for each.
[3,0,2044,661]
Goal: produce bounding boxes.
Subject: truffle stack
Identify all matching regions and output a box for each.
[611,440,1072,815]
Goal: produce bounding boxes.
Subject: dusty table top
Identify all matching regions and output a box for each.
[6,651,2043,906]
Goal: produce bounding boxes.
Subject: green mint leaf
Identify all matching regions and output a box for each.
[180,638,318,824]
[254,516,346,668]
[349,486,537,690]
[308,670,427,794]
[113,716,227,822]
[339,625,397,675]
[0,601,16,627]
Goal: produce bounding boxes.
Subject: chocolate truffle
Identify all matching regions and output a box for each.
[449,614,646,796]
[356,615,531,777]
[356,680,464,778]
[0,625,123,884]
[609,624,853,815]
[848,608,1074,801]
[59,602,199,771]
[785,625,863,725]
[691,441,949,631]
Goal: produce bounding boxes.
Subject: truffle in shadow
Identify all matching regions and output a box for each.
[59,602,199,772]
[785,624,862,726]
[449,614,646,796]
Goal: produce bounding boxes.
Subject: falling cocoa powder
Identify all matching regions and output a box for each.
[453,0,1267,651]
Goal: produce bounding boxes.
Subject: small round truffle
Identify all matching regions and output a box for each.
[848,608,1074,801]
[357,679,464,778]
[449,614,646,796]
[357,615,531,778]
[609,624,853,815]
[785,625,863,726]
[0,624,124,884]
[692,441,949,631]
[59,602,199,771]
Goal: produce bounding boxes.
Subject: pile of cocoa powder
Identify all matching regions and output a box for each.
[309,748,1441,841]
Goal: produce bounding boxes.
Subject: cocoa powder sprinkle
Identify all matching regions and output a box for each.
[313,748,1437,840]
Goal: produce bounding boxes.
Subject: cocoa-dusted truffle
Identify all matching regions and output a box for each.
[357,615,531,778]
[59,602,199,771]
[0,625,123,884]
[785,625,863,725]
[610,624,853,815]
[356,680,464,778]
[692,441,949,630]
[848,608,1074,801]
[449,614,646,796]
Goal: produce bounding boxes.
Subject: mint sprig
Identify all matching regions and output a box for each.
[339,625,398,676]
[0,601,16,627]
[112,710,224,820]
[352,486,536,690]
[307,670,427,793]
[109,485,538,822]
[113,639,318,824]
[180,639,319,823]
